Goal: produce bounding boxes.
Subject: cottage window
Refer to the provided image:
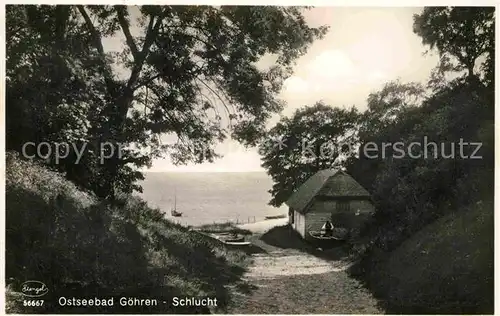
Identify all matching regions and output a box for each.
[336,201,350,212]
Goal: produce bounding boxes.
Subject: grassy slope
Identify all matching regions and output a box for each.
[356,201,494,314]
[5,152,250,313]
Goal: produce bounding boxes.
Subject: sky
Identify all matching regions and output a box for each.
[108,7,441,172]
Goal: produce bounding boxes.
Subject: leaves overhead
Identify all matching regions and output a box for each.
[6,5,327,198]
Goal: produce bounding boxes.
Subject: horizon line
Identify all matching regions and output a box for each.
[142,170,266,173]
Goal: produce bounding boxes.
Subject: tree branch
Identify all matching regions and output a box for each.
[115,11,163,130]
[195,78,232,122]
[55,6,71,47]
[76,5,115,93]
[134,59,206,90]
[124,13,161,93]
[115,5,139,60]
[133,73,162,90]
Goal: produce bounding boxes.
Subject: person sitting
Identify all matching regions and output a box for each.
[323,220,333,237]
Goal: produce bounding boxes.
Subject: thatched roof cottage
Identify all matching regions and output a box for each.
[285,169,375,241]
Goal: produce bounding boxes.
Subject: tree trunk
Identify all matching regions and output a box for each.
[467,63,475,79]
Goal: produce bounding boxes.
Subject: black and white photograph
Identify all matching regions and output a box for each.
[4,4,495,314]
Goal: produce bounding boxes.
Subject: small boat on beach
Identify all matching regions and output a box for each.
[221,234,250,246]
[221,234,246,243]
[224,241,251,246]
[194,231,251,247]
[264,214,287,220]
[309,228,349,241]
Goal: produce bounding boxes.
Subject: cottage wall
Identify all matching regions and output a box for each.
[350,200,375,215]
[304,198,374,239]
[291,210,297,231]
[294,210,306,238]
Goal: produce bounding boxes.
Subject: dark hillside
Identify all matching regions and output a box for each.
[5,152,250,313]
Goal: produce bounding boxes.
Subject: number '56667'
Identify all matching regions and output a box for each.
[23,300,44,307]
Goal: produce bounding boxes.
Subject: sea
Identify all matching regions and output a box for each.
[138,172,288,226]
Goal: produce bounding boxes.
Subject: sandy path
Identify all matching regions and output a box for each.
[227,249,381,314]
[244,250,349,279]
[226,222,382,314]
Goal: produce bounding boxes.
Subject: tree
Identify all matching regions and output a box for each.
[6,5,328,198]
[347,76,494,251]
[260,102,359,207]
[6,5,111,192]
[413,7,495,85]
[346,80,425,191]
[360,80,425,138]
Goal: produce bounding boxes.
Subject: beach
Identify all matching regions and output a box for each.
[237,217,288,234]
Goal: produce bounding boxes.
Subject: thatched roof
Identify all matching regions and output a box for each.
[285,169,371,214]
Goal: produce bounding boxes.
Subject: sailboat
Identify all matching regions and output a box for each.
[170,190,182,217]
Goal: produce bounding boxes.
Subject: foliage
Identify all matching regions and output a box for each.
[358,7,493,250]
[6,5,327,199]
[413,7,495,83]
[260,102,360,206]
